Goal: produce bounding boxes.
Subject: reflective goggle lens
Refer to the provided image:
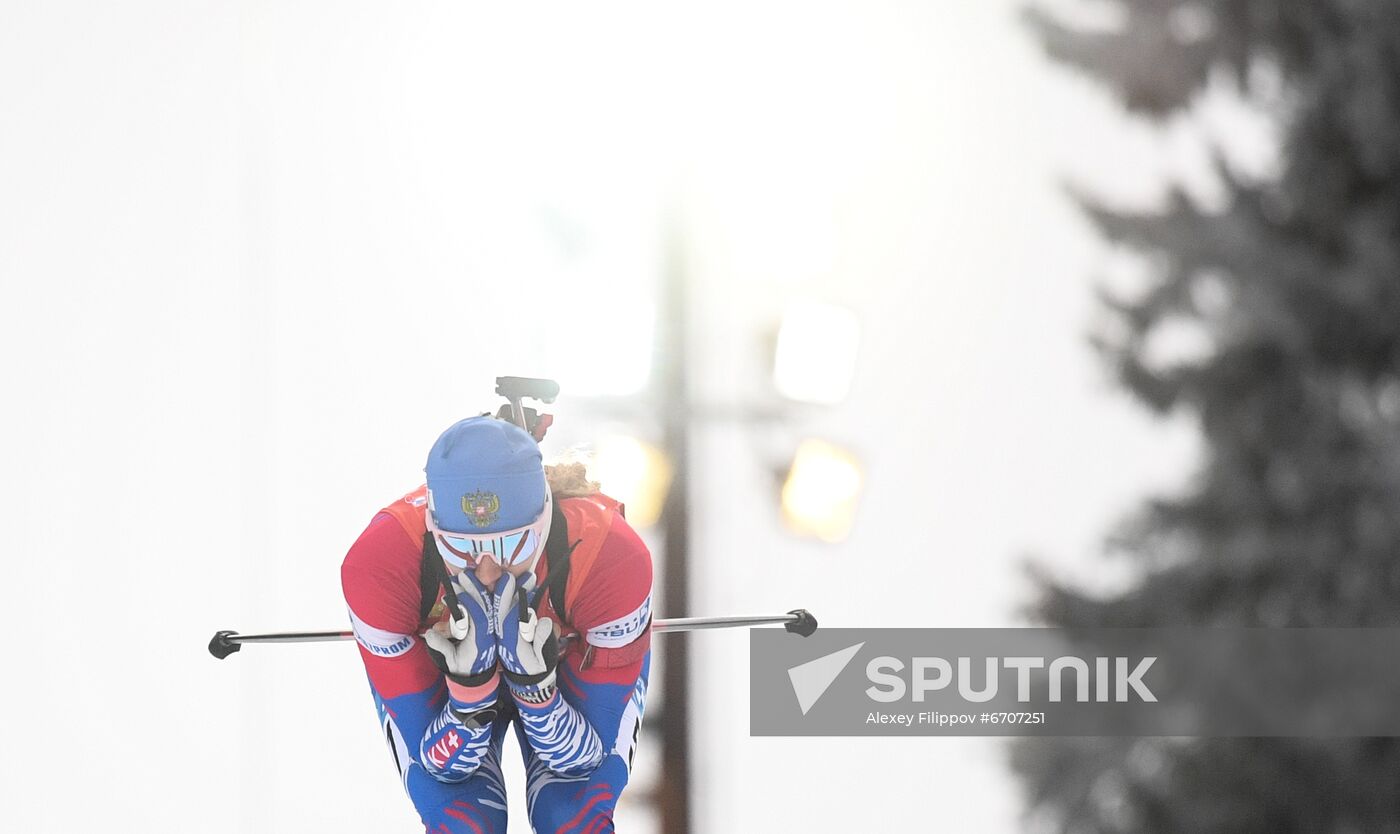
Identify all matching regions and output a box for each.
[434,528,540,570]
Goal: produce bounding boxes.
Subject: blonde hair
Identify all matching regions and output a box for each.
[545,460,599,499]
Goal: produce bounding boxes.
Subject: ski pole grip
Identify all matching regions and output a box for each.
[208,630,243,660]
[784,609,818,637]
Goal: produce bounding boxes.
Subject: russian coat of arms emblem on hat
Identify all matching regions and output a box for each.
[463,491,501,528]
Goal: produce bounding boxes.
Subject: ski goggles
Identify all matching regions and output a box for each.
[426,488,553,571]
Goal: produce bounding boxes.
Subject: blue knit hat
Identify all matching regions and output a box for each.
[425,416,546,534]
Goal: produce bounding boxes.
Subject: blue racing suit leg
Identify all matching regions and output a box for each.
[515,653,650,834]
[373,689,513,834]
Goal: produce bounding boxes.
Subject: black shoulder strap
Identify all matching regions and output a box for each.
[418,532,442,622]
[535,499,578,627]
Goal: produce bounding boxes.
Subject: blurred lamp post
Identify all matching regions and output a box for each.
[565,212,864,831]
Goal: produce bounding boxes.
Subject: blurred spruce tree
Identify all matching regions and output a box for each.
[1016,2,1400,832]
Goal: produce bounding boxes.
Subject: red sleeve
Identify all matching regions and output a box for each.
[341,513,442,698]
[567,514,653,668]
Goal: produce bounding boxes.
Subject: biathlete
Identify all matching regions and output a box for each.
[341,416,652,833]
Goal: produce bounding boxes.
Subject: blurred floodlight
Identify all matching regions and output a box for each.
[592,435,672,527]
[780,438,863,542]
[773,301,860,404]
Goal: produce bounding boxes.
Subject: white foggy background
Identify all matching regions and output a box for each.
[0,2,1274,832]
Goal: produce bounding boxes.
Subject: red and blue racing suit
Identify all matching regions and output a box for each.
[342,486,652,833]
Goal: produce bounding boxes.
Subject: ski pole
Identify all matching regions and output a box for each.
[208,608,818,659]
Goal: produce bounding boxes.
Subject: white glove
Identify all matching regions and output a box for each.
[423,574,500,714]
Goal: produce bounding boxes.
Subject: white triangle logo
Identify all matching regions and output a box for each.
[787,642,864,715]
